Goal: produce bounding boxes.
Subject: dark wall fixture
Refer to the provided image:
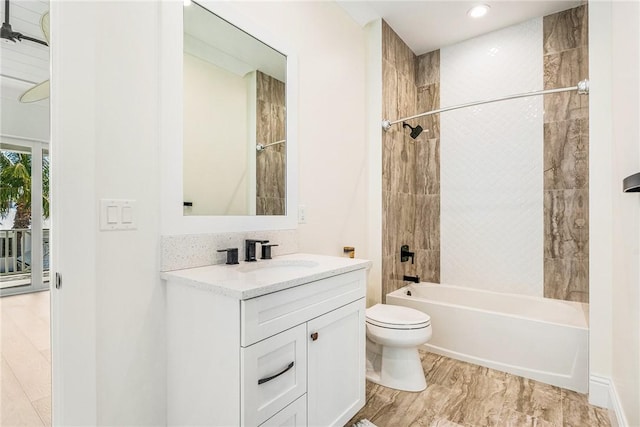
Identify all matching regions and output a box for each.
[623,172,640,193]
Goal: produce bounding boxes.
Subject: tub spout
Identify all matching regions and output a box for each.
[403,275,420,283]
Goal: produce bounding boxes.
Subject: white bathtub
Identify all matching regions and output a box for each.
[386,282,589,392]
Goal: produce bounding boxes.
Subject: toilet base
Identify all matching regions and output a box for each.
[366,339,427,392]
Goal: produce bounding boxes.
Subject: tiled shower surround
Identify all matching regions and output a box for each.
[256,71,286,215]
[543,6,589,302]
[440,18,543,296]
[381,5,589,303]
[382,21,441,300]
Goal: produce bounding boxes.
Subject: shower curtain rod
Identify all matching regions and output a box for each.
[256,139,286,152]
[381,79,589,131]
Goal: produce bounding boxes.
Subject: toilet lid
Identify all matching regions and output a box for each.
[366,304,431,328]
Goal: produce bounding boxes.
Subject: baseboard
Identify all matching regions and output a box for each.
[589,375,629,427]
[609,380,629,427]
[589,375,611,408]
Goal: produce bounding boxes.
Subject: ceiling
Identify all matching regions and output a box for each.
[337,0,584,55]
[0,0,49,88]
[0,1,585,91]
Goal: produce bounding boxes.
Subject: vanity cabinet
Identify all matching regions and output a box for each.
[165,260,367,427]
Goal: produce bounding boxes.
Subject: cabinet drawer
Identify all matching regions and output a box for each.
[241,323,307,427]
[241,269,366,346]
[260,394,307,427]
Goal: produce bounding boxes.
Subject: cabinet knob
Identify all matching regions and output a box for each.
[310,332,319,341]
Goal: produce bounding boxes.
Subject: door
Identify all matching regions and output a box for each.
[49,2,98,423]
[307,299,366,427]
[0,141,49,297]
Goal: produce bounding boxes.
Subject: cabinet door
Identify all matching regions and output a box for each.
[307,299,366,427]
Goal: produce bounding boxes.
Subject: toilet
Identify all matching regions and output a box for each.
[365,304,432,392]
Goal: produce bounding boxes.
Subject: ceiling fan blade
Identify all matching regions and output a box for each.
[19,79,49,103]
[41,11,49,45]
[17,10,50,103]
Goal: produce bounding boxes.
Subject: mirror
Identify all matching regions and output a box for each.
[183,2,287,216]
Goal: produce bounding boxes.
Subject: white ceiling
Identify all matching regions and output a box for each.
[0,0,49,86]
[0,1,585,91]
[337,0,584,55]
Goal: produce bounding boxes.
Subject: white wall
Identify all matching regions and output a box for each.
[589,2,640,424]
[440,19,543,295]
[610,1,640,424]
[93,3,164,424]
[588,0,613,409]
[183,53,249,215]
[222,2,369,258]
[54,0,368,424]
[365,19,383,305]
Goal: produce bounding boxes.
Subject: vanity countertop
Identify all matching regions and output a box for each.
[160,253,371,300]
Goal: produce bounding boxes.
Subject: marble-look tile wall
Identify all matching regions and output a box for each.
[414,51,441,284]
[543,5,589,302]
[381,21,440,302]
[256,71,286,215]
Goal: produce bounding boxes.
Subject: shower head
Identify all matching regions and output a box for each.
[402,122,423,139]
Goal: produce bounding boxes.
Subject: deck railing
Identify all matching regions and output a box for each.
[0,228,50,282]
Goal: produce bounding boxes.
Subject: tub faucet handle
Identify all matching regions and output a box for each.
[401,245,415,264]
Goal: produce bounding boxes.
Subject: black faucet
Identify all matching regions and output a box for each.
[245,239,269,262]
[261,244,279,260]
[403,275,420,283]
[217,248,239,265]
[400,245,415,264]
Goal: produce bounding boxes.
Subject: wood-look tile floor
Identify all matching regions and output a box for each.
[348,351,611,427]
[1,291,51,427]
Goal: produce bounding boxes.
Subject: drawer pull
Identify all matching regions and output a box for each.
[258,361,294,385]
[310,332,319,341]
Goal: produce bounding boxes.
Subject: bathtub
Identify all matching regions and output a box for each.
[386,282,589,392]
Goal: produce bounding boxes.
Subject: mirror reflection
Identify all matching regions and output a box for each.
[183,2,286,216]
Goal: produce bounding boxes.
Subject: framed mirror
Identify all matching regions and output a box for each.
[159,1,298,234]
[183,1,287,216]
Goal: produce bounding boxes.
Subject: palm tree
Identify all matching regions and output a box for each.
[0,150,50,229]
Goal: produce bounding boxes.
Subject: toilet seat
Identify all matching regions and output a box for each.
[366,304,431,330]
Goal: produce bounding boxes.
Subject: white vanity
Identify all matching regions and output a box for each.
[162,253,371,426]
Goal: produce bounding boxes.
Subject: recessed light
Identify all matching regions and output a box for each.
[468,4,490,18]
[184,0,192,6]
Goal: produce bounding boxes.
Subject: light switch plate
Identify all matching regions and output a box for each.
[100,199,137,231]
